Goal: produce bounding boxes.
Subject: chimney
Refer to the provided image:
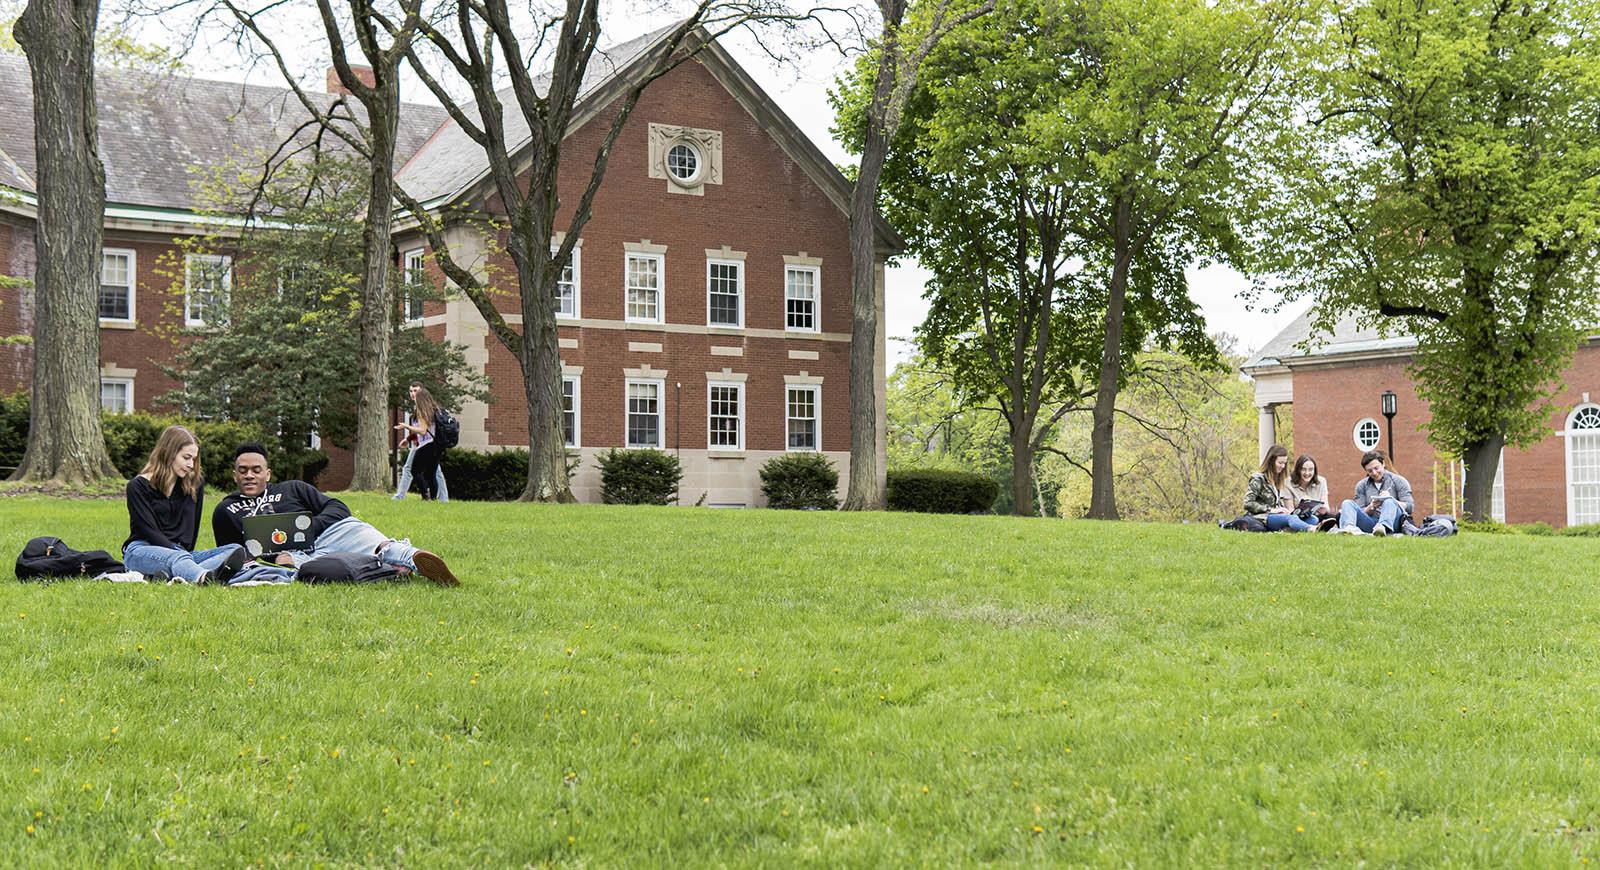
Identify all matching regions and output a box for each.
[327,64,377,95]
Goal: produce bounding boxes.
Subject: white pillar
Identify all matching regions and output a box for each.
[1258,405,1277,461]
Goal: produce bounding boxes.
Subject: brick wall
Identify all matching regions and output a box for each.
[0,215,35,394]
[1287,346,1600,526]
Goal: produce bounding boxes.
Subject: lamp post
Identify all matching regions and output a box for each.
[1381,390,1398,463]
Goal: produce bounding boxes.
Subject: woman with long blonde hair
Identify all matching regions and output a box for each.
[1243,444,1315,532]
[121,425,254,584]
[394,384,444,500]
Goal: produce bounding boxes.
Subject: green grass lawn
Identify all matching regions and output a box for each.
[3,493,1599,865]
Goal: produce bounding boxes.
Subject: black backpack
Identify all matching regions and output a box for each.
[295,551,402,584]
[15,537,125,580]
[433,408,460,449]
[1219,515,1269,532]
[1404,514,1459,537]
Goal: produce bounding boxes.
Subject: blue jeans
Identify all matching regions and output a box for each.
[122,541,294,585]
[1265,512,1316,532]
[1338,498,1404,532]
[394,446,447,501]
[281,516,421,572]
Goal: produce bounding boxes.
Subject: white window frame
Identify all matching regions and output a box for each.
[562,375,581,448]
[785,265,820,333]
[1564,403,1600,526]
[1353,417,1381,452]
[786,385,821,452]
[625,252,665,324]
[665,141,704,186]
[184,253,232,327]
[554,244,582,320]
[706,258,743,328]
[1491,447,1505,523]
[625,378,666,449]
[707,380,744,451]
[98,248,136,325]
[99,377,133,415]
[402,248,426,326]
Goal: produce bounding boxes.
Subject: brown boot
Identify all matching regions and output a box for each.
[412,550,460,587]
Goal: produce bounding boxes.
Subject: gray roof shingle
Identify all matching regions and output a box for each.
[0,54,450,211]
[1244,303,1417,370]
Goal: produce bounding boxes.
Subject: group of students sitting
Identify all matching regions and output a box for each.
[1243,445,1415,536]
[121,424,459,585]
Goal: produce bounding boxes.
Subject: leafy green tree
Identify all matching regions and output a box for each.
[156,154,486,480]
[1258,0,1600,521]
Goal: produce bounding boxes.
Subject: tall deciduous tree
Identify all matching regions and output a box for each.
[10,0,121,484]
[216,0,426,492]
[838,0,990,511]
[1259,0,1600,521]
[393,2,796,501]
[1057,0,1300,519]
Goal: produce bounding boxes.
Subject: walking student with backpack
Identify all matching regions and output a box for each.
[394,381,448,502]
[394,384,457,501]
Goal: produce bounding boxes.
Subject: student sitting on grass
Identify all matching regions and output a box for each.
[1244,444,1316,532]
[1286,454,1331,520]
[122,426,293,586]
[1336,449,1414,536]
[212,443,460,586]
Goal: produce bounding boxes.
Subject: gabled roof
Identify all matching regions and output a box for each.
[0,54,450,213]
[1243,303,1418,372]
[394,25,904,253]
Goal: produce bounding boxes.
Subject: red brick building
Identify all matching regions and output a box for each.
[0,28,896,505]
[1244,307,1600,526]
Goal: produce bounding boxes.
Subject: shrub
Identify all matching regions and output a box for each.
[597,449,681,505]
[887,469,1000,514]
[1558,523,1600,537]
[760,453,839,510]
[0,391,27,469]
[1520,521,1557,537]
[1459,520,1515,535]
[101,413,299,487]
[436,448,530,501]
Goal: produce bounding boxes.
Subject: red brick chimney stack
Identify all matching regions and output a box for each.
[326,64,377,95]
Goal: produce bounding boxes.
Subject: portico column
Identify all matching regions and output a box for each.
[1258,404,1277,461]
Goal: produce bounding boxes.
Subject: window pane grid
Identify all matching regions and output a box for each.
[787,387,817,450]
[709,384,741,449]
[667,144,699,180]
[561,378,577,447]
[99,252,131,320]
[187,255,229,325]
[786,268,816,331]
[708,262,740,326]
[100,380,129,414]
[627,256,660,321]
[403,251,425,322]
[627,382,660,448]
[555,259,576,317]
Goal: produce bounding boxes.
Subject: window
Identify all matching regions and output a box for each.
[554,246,581,319]
[402,248,426,324]
[562,376,580,448]
[1567,404,1600,525]
[626,253,663,323]
[707,260,742,327]
[626,379,664,448]
[1353,417,1381,451]
[708,382,743,450]
[1491,448,1505,523]
[666,142,701,184]
[787,386,819,451]
[184,253,231,327]
[99,249,135,322]
[99,378,132,414]
[785,266,818,332]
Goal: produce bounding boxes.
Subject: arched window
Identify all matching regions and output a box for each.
[1566,404,1600,525]
[1353,418,1382,452]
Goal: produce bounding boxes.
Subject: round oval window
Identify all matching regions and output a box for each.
[666,142,700,184]
[1353,417,1381,451]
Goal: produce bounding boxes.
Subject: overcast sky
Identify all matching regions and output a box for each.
[141,4,1307,365]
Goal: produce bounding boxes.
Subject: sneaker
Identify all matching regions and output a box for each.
[392,494,405,500]
[412,550,461,587]
[213,548,249,586]
[1372,524,1388,538]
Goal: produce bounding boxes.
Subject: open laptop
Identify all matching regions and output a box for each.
[241,511,313,558]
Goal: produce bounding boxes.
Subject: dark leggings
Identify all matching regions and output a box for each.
[413,441,442,500]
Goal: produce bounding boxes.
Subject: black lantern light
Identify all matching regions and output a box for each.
[1380,389,1398,463]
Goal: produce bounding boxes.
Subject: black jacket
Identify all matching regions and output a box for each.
[124,476,203,553]
[212,481,351,548]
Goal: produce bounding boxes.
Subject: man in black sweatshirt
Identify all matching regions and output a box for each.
[213,443,460,586]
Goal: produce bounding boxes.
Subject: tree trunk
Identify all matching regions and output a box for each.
[11,0,119,485]
[841,45,899,512]
[1009,423,1034,517]
[1460,434,1504,522]
[1087,196,1135,520]
[349,80,400,491]
[509,222,575,503]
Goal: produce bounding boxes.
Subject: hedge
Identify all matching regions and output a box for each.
[430,448,530,501]
[597,449,681,505]
[760,452,839,510]
[886,469,1000,514]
